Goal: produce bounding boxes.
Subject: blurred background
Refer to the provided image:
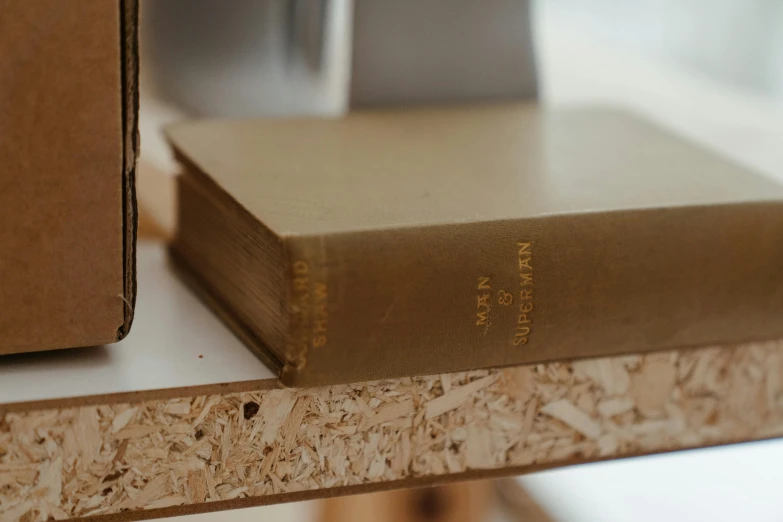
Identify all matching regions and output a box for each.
[134,1,783,520]
[140,0,783,114]
[136,0,783,237]
[550,0,783,97]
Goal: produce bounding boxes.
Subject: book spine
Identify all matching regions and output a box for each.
[279,201,783,387]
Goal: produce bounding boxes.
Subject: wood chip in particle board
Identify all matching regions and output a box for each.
[114,425,160,440]
[111,408,138,433]
[164,402,192,416]
[540,400,602,440]
[425,375,497,419]
[360,399,414,430]
[597,397,635,418]
[631,356,677,414]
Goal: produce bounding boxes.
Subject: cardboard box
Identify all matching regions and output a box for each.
[0,0,138,354]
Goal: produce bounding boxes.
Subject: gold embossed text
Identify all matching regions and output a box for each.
[513,242,534,345]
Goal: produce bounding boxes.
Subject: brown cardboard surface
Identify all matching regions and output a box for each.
[0,0,138,354]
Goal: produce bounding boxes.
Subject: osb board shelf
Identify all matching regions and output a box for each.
[1,243,782,521]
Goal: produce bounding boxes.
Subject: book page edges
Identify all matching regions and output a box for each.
[168,246,286,380]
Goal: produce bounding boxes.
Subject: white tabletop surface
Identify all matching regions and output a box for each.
[0,243,275,406]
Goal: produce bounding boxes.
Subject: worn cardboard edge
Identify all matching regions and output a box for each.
[168,245,286,376]
[37,436,783,522]
[117,0,139,340]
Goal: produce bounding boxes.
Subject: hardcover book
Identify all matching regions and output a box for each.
[167,105,783,386]
[0,0,138,354]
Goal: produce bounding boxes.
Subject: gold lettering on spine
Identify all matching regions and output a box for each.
[289,260,329,369]
[470,242,535,346]
[514,242,534,346]
[497,290,513,306]
[293,260,309,291]
[476,276,492,333]
[288,260,311,369]
[312,282,328,348]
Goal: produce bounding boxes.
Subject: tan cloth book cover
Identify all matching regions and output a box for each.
[0,0,138,354]
[168,105,783,386]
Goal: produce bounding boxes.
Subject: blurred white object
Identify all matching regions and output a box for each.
[141,0,536,116]
[349,0,537,107]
